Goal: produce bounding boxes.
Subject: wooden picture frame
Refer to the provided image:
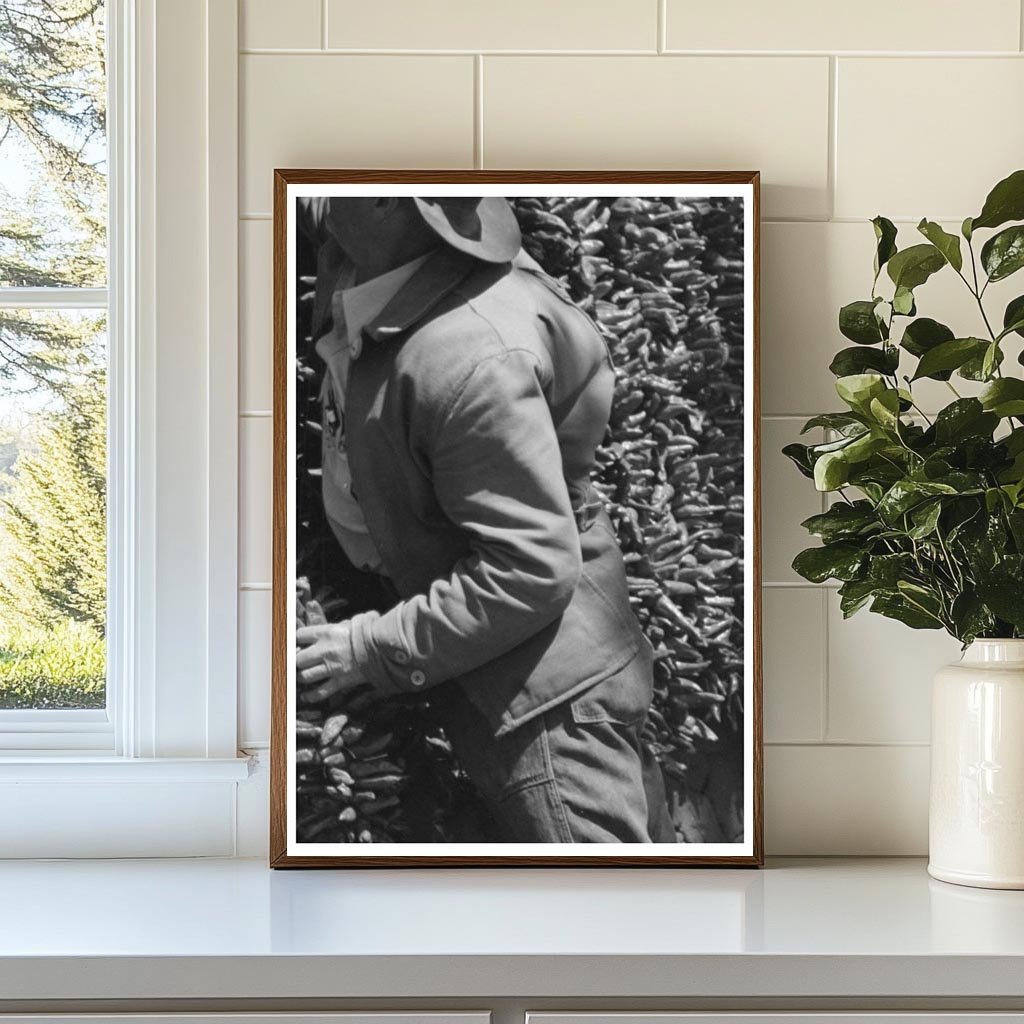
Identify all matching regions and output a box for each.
[271,171,762,867]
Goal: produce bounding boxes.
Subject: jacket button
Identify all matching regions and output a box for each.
[410,670,426,687]
[393,650,410,665]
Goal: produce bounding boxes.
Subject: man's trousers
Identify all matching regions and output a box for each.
[436,639,676,843]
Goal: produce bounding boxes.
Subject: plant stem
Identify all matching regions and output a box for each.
[966,235,1000,343]
[906,397,933,426]
[935,528,965,592]
[968,236,981,298]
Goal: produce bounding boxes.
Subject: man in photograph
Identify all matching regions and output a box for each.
[295,196,675,843]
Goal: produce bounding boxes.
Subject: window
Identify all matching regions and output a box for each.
[0,0,110,743]
[0,0,246,855]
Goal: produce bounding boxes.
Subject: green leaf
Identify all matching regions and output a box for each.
[877,479,958,524]
[847,432,888,463]
[916,450,954,479]
[800,500,879,543]
[933,470,986,494]
[971,168,1024,232]
[856,481,885,504]
[948,437,1004,472]
[960,344,1004,381]
[1008,508,1024,547]
[917,218,963,272]
[887,243,946,291]
[933,399,998,444]
[976,574,1024,629]
[962,216,974,241]
[981,225,1024,283]
[1000,473,1024,502]
[849,459,907,490]
[828,345,899,378]
[950,592,995,644]
[892,286,916,316]
[835,373,887,413]
[999,434,1024,487]
[838,578,880,618]
[898,580,941,603]
[1006,427,1024,456]
[839,299,886,345]
[896,582,946,623]
[792,542,866,584]
[1000,318,1024,341]
[809,433,865,456]
[1002,295,1024,340]
[800,412,865,435]
[982,341,1001,381]
[979,378,1024,418]
[869,552,914,587]
[985,486,1009,514]
[814,450,850,491]
[782,442,814,479]
[872,216,898,278]
[911,337,988,381]
[908,500,943,539]
[900,317,954,358]
[871,594,943,630]
[868,389,902,431]
[950,501,1004,574]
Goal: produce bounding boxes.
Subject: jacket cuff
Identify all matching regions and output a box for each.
[348,609,431,696]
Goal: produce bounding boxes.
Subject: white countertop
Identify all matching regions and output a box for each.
[1,857,1023,1001]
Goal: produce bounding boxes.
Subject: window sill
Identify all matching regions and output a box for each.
[0,756,254,857]
[0,708,114,751]
[0,754,252,782]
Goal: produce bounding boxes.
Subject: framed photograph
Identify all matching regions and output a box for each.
[270,171,762,867]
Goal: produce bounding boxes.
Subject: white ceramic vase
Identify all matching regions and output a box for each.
[929,639,1024,889]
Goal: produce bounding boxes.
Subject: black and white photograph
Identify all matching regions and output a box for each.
[271,172,761,866]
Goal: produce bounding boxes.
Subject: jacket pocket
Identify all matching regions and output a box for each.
[568,633,654,726]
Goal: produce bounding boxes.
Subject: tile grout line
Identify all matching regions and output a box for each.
[820,586,831,743]
[763,581,840,590]
[827,55,838,220]
[819,428,832,741]
[321,0,328,50]
[237,46,1024,57]
[1021,0,1024,51]
[766,740,931,748]
[238,213,965,226]
[657,0,667,54]
[474,54,484,169]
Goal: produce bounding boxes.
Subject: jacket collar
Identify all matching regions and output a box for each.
[362,245,481,345]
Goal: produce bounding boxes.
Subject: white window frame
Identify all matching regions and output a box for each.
[0,0,250,857]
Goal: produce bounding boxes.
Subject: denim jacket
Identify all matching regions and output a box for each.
[344,245,644,736]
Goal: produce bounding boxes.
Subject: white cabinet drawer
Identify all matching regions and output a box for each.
[0,1016,490,1024]
[528,1016,1024,1024]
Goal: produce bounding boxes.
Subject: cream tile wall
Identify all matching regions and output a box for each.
[236,0,1024,854]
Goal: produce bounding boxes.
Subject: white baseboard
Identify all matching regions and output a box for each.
[236,746,270,859]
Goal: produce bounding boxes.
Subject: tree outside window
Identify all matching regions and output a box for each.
[0,0,107,709]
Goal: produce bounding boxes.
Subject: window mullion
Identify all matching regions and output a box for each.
[0,287,108,310]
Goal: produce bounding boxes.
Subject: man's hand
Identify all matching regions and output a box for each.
[295,620,367,703]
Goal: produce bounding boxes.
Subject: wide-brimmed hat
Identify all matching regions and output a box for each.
[412,197,521,264]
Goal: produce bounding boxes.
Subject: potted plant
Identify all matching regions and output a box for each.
[785,169,1024,889]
